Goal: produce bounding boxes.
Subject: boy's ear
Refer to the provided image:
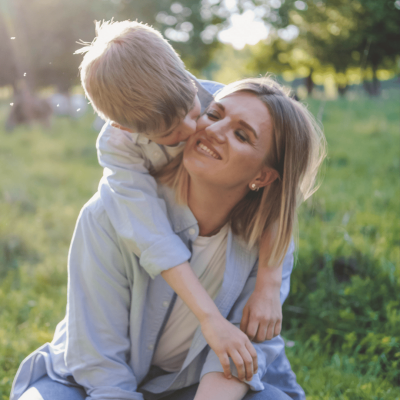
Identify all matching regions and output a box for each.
[111,122,134,133]
[250,167,279,189]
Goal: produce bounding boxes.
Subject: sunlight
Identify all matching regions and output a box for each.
[218,10,270,50]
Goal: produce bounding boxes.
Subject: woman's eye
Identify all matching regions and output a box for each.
[206,111,219,120]
[235,130,248,142]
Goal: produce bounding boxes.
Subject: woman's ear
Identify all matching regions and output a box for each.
[249,167,279,191]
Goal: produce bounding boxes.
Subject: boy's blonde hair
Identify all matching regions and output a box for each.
[75,20,197,134]
[156,77,326,267]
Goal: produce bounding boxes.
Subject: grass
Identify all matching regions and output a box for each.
[0,88,399,399]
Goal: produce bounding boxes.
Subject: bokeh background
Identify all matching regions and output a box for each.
[0,0,399,399]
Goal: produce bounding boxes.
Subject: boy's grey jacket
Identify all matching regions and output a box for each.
[11,185,295,400]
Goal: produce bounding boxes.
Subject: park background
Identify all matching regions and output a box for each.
[0,0,399,398]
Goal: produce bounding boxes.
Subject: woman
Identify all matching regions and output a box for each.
[12,77,325,400]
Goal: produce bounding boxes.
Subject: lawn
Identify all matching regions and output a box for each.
[0,88,399,400]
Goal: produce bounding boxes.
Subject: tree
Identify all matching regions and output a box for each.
[275,0,400,94]
[115,0,227,75]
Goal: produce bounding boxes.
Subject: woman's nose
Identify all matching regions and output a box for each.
[205,122,226,144]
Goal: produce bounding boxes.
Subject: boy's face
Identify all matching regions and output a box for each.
[149,95,201,146]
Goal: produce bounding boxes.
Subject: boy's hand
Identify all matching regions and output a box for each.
[201,313,258,382]
[240,287,282,343]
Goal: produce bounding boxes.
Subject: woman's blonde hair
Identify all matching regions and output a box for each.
[157,77,326,266]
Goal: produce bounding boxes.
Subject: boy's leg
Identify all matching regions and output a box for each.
[159,349,303,400]
[18,376,86,400]
[158,380,290,400]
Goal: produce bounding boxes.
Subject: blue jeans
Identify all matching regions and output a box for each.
[19,352,304,400]
[19,377,290,400]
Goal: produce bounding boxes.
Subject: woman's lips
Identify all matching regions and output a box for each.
[196,139,222,160]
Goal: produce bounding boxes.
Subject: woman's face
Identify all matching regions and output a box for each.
[183,92,274,190]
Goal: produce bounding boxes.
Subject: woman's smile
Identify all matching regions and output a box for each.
[196,138,222,160]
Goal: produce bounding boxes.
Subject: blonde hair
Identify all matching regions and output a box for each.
[75,20,197,134]
[157,77,326,266]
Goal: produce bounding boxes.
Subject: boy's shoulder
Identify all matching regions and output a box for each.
[98,120,146,145]
[188,74,224,112]
[197,79,225,96]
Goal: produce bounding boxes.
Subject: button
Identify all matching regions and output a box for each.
[147,344,154,351]
[153,151,160,157]
[188,228,196,235]
[163,301,169,308]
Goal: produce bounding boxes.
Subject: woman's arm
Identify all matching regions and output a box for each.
[66,197,143,400]
[194,373,248,400]
[240,227,283,342]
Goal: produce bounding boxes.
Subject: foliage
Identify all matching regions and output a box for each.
[114,0,226,75]
[0,0,398,92]
[0,0,116,91]
[277,0,400,89]
[283,88,400,387]
[0,88,399,398]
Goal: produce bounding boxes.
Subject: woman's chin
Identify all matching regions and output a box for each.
[183,153,216,181]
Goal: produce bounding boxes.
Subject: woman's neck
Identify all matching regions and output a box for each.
[188,178,248,237]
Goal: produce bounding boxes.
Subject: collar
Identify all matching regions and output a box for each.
[157,185,197,234]
[187,72,215,113]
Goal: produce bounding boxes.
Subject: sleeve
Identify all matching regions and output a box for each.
[200,241,295,391]
[96,123,191,279]
[65,198,144,400]
[280,239,295,305]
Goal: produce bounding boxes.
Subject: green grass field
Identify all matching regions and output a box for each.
[0,89,399,399]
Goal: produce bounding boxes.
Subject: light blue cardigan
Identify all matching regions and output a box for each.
[11,186,295,400]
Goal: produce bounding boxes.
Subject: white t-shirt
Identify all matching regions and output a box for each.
[152,224,229,372]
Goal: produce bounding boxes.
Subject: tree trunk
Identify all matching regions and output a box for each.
[3,0,44,130]
[337,85,348,96]
[371,67,381,96]
[363,66,381,96]
[305,71,314,95]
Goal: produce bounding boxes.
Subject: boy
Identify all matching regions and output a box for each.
[76,20,284,379]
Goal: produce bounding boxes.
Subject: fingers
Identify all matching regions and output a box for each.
[254,321,268,343]
[274,319,282,337]
[245,318,259,341]
[218,353,232,379]
[246,341,258,374]
[240,307,249,333]
[246,313,282,342]
[265,321,276,341]
[230,349,254,382]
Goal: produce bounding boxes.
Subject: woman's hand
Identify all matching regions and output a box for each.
[240,286,282,342]
[200,313,258,381]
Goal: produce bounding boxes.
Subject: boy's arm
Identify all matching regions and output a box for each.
[240,229,288,343]
[97,123,191,278]
[97,123,257,380]
[162,262,258,382]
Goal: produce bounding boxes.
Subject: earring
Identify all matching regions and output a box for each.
[251,183,259,192]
